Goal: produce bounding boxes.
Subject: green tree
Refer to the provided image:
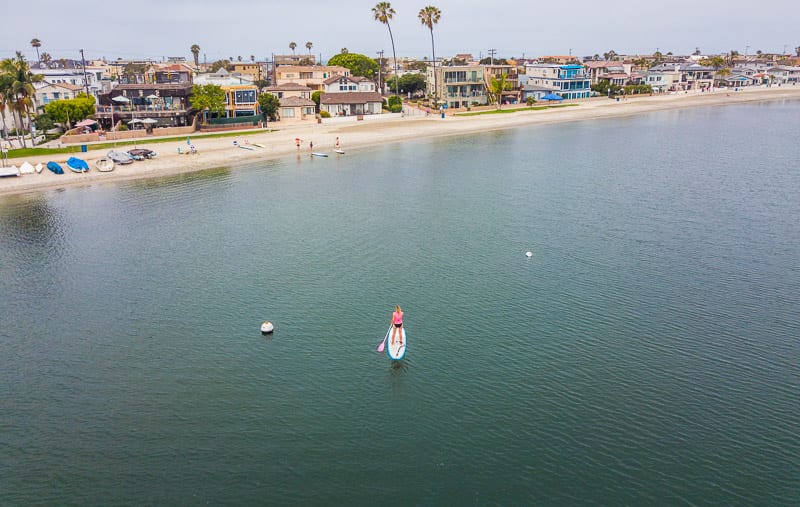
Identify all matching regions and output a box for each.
[191,84,226,122]
[485,73,511,109]
[479,57,508,65]
[311,90,322,108]
[327,52,380,78]
[0,72,15,137]
[388,73,426,95]
[373,2,399,97]
[190,44,200,68]
[40,52,52,67]
[418,6,441,104]
[257,92,280,122]
[289,42,297,55]
[1,51,43,147]
[385,94,402,112]
[44,94,95,128]
[209,60,231,73]
[30,38,42,62]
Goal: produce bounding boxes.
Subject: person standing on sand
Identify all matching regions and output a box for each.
[335,137,340,149]
[390,305,403,346]
[295,138,301,149]
[309,140,313,151]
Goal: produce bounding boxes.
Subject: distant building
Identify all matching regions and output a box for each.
[264,83,315,122]
[319,76,382,116]
[34,83,85,111]
[646,62,715,91]
[274,65,349,91]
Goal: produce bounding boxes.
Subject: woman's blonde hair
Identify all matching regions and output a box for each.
[395,305,402,313]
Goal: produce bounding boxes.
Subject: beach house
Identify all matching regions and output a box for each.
[524,63,591,99]
[193,69,260,119]
[94,63,194,130]
[427,64,487,110]
[264,83,316,122]
[319,76,383,116]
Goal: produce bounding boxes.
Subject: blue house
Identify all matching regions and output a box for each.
[523,63,591,99]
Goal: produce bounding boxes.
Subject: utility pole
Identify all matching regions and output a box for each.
[80,49,90,97]
[488,48,496,65]
[376,50,384,94]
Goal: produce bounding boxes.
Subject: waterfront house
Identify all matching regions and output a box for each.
[319,91,383,117]
[322,75,377,93]
[194,69,260,119]
[584,60,633,85]
[646,62,714,92]
[767,66,800,84]
[264,82,312,100]
[95,63,194,130]
[427,65,487,110]
[524,63,591,99]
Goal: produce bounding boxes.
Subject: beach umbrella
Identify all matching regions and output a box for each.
[541,93,563,101]
[140,118,158,124]
[76,119,97,127]
[112,96,130,103]
[127,118,143,124]
[146,94,159,100]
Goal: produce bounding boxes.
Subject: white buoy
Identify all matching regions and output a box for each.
[260,320,274,334]
[526,251,533,258]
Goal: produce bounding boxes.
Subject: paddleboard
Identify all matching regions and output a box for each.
[239,145,255,151]
[251,143,265,148]
[334,149,345,154]
[311,152,328,157]
[386,326,407,360]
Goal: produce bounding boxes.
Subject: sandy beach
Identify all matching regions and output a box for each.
[2,86,799,197]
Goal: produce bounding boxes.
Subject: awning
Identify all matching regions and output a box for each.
[75,119,97,127]
[112,96,130,103]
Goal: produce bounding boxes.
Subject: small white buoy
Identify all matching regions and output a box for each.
[526,251,533,258]
[260,320,274,334]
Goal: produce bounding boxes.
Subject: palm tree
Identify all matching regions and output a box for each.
[289,42,297,55]
[373,2,399,95]
[250,55,255,63]
[418,6,441,106]
[306,41,313,55]
[0,52,43,148]
[30,38,42,63]
[40,52,52,67]
[190,44,200,68]
[0,72,14,139]
[341,47,349,55]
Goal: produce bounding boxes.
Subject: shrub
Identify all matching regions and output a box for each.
[320,110,331,118]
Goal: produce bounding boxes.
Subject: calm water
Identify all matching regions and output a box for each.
[1,102,799,505]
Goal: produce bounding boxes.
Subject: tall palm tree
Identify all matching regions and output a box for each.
[289,42,297,55]
[0,52,43,148]
[418,6,441,105]
[373,2,398,95]
[30,38,42,63]
[0,73,14,139]
[40,52,52,67]
[306,41,313,55]
[190,44,200,68]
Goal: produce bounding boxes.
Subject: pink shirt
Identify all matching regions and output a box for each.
[392,311,403,325]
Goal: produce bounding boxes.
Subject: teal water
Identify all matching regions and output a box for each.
[1,101,799,505]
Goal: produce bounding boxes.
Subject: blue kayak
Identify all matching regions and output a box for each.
[66,157,89,173]
[46,161,64,174]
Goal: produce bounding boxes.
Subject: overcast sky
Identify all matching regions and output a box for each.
[2,0,797,63]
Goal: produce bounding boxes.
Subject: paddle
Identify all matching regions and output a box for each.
[377,327,390,353]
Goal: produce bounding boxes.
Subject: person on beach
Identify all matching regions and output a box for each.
[335,137,340,149]
[309,140,313,151]
[295,138,301,149]
[390,305,403,346]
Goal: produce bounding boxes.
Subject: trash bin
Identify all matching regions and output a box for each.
[81,144,87,152]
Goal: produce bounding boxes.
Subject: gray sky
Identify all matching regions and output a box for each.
[2,0,798,63]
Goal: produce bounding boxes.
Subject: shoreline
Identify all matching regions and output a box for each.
[2,86,799,197]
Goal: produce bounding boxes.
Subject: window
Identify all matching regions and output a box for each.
[282,108,295,118]
[304,107,314,115]
[234,89,256,104]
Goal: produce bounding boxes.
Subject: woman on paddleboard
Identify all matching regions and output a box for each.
[390,305,403,346]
